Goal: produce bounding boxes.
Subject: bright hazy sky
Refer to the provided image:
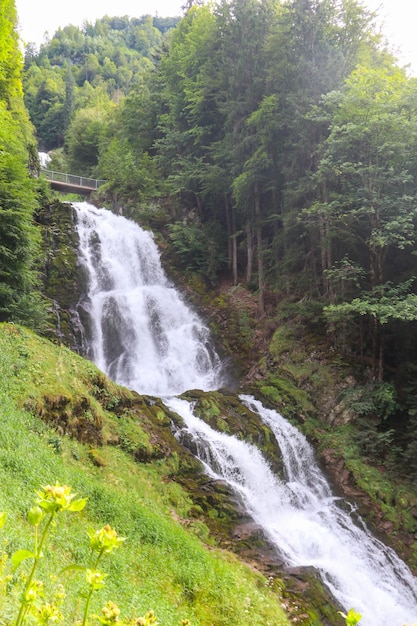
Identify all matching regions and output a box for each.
[14,0,417,75]
[15,0,185,44]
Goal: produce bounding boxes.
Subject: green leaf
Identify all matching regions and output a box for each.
[38,500,59,513]
[0,512,6,529]
[67,497,88,512]
[11,549,35,571]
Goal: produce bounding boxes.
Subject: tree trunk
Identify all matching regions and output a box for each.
[371,315,378,381]
[225,197,232,273]
[319,217,329,297]
[231,203,238,286]
[378,327,384,382]
[254,181,265,317]
[256,224,265,317]
[246,222,253,284]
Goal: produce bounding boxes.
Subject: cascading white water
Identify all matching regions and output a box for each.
[74,202,224,396]
[166,395,417,626]
[74,201,417,625]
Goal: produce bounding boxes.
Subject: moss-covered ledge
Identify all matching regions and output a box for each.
[35,198,85,350]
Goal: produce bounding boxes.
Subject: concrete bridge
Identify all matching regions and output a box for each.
[41,168,106,195]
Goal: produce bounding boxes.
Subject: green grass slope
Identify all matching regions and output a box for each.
[0,323,289,625]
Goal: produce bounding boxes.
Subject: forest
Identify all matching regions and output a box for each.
[2,0,417,619]
[18,0,417,478]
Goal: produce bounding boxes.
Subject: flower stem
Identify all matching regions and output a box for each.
[81,589,93,626]
[15,512,55,626]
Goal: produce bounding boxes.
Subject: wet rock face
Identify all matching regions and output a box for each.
[36,200,85,351]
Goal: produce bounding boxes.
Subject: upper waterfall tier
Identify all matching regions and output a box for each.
[74,202,224,396]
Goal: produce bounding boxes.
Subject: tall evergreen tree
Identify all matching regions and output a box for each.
[312,67,417,379]
[264,0,382,295]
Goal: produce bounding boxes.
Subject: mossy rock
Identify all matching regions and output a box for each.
[36,199,84,350]
[25,392,103,444]
[248,375,316,423]
[181,389,285,477]
[279,567,344,626]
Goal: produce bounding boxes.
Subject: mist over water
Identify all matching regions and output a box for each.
[74,201,417,625]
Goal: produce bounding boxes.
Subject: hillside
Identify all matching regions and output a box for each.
[0,322,298,625]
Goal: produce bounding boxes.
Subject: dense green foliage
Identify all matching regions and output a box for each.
[23,15,178,155]
[0,0,46,327]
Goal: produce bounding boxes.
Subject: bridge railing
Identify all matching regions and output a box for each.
[41,168,106,190]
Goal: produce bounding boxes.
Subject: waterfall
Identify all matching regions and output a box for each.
[74,202,224,396]
[74,201,417,625]
[165,395,417,626]
[38,151,51,168]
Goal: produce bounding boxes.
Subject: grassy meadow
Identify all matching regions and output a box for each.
[0,323,290,625]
